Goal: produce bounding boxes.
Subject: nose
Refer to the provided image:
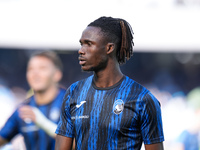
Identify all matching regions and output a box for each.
[78,46,85,55]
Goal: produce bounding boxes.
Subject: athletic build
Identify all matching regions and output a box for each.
[55,17,164,150]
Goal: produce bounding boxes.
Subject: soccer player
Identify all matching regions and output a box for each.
[55,16,164,150]
[0,51,66,150]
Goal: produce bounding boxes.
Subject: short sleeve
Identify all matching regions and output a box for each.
[140,92,164,144]
[0,110,19,141]
[55,88,74,138]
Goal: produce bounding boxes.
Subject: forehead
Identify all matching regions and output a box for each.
[28,56,53,67]
[80,26,103,42]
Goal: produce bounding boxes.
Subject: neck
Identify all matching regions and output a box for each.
[93,60,123,88]
[34,86,59,105]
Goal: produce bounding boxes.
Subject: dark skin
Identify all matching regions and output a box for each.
[55,135,73,150]
[55,26,164,150]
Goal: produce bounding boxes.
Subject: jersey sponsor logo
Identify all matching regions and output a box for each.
[76,101,86,108]
[21,125,39,132]
[71,115,89,120]
[113,99,124,115]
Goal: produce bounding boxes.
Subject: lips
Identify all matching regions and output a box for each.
[78,56,86,65]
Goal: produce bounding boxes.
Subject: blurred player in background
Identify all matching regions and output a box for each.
[55,16,164,150]
[172,86,200,150]
[0,51,66,150]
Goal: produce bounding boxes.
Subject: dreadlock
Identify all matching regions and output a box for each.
[88,16,134,64]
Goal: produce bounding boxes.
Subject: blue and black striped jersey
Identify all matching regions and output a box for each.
[0,88,66,150]
[56,76,164,150]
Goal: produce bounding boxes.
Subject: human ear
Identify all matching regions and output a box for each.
[54,70,63,83]
[106,43,115,54]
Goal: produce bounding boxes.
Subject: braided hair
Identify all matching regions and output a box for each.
[88,16,134,64]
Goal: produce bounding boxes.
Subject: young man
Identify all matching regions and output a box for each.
[55,16,164,150]
[0,51,66,150]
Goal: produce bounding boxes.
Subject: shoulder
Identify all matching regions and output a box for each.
[6,96,34,118]
[123,76,150,96]
[59,88,67,96]
[20,96,34,106]
[124,76,160,104]
[12,96,34,112]
[68,76,93,92]
[63,76,93,99]
[123,76,146,90]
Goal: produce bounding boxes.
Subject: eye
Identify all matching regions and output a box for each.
[87,42,91,46]
[79,40,92,46]
[87,41,93,46]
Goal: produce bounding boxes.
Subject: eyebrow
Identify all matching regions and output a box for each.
[79,39,93,44]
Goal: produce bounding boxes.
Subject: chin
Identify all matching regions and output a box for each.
[33,89,46,93]
[81,66,93,72]
[31,87,46,93]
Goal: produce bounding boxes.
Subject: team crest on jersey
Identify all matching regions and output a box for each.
[49,108,60,122]
[113,99,124,115]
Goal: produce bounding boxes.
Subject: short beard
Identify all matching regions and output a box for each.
[33,89,46,94]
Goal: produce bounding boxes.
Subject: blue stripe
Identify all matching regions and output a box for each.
[76,76,93,149]
[106,77,132,149]
[88,90,105,150]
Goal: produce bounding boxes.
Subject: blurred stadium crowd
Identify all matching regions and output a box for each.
[0,49,200,149]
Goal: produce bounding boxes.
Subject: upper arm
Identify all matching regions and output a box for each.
[55,134,73,150]
[140,93,164,144]
[0,110,19,142]
[145,142,164,150]
[55,89,75,138]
